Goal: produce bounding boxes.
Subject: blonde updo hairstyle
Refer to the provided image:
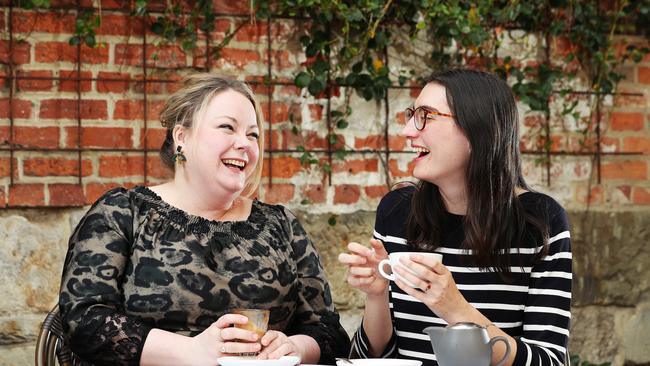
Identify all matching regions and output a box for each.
[159,74,265,198]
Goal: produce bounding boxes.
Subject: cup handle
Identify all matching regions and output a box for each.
[377,259,395,281]
[489,336,511,366]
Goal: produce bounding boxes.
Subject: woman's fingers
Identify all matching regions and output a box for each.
[221,341,262,355]
[369,238,388,258]
[410,253,447,275]
[220,327,259,342]
[348,266,375,276]
[338,252,367,265]
[213,314,248,329]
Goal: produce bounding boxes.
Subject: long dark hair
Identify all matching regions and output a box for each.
[406,69,548,275]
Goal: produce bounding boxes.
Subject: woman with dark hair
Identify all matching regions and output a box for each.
[59,74,350,365]
[339,69,571,365]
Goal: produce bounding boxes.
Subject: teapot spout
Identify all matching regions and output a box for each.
[423,326,443,338]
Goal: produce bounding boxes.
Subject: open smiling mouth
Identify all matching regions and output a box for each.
[222,159,246,171]
[414,147,430,158]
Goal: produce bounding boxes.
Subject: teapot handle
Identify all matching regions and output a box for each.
[488,336,511,366]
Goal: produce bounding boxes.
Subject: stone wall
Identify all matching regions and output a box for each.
[1,207,649,365]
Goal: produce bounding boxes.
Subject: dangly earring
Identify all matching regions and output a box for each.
[173,145,187,164]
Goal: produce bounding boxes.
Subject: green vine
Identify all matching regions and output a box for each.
[10,0,650,186]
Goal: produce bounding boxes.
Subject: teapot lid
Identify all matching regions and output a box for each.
[447,322,485,329]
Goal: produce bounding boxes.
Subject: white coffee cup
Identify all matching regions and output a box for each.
[378,252,443,288]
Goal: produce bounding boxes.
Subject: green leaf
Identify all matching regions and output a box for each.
[327,215,337,226]
[68,36,81,46]
[308,78,326,95]
[84,34,96,47]
[295,72,312,88]
[336,119,349,129]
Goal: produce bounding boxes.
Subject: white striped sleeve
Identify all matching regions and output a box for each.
[513,210,572,366]
[349,319,399,359]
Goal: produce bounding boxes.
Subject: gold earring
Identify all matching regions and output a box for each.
[173,145,186,164]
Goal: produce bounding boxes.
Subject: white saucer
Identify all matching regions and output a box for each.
[336,359,422,366]
[218,355,300,366]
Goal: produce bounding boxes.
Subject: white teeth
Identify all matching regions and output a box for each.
[222,159,246,168]
[413,147,430,153]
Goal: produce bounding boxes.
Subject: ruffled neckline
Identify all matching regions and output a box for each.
[132,185,261,231]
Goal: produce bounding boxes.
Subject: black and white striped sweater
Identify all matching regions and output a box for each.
[351,186,572,366]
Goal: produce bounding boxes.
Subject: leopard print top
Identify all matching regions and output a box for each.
[59,186,350,365]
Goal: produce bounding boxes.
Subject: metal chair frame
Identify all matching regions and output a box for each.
[35,304,75,366]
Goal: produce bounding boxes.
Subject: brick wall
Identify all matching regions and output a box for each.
[1,2,649,212]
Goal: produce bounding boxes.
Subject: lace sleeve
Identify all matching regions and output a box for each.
[282,208,351,365]
[58,188,152,366]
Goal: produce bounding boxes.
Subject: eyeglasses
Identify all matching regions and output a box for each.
[405,106,454,130]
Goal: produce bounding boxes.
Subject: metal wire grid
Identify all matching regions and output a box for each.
[0,1,644,207]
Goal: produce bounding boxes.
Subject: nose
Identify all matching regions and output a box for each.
[233,132,253,151]
[400,116,418,138]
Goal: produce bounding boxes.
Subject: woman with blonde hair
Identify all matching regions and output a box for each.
[59,74,350,365]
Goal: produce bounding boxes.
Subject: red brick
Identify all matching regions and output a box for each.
[632,186,650,205]
[389,136,407,150]
[216,48,261,69]
[142,128,168,149]
[213,1,248,14]
[395,111,407,125]
[14,127,59,148]
[213,19,232,33]
[597,137,620,152]
[234,22,268,42]
[365,185,389,199]
[8,183,45,206]
[262,183,295,204]
[23,157,92,177]
[262,157,302,178]
[334,184,360,204]
[96,72,131,93]
[35,42,109,64]
[262,102,289,123]
[146,156,173,180]
[0,99,32,119]
[355,135,386,149]
[58,70,92,92]
[99,155,144,177]
[0,126,7,145]
[0,69,6,89]
[575,185,603,205]
[304,184,326,204]
[0,186,5,208]
[97,13,144,36]
[16,70,53,91]
[601,160,647,180]
[0,40,30,64]
[133,79,165,94]
[388,159,415,178]
[39,99,107,120]
[639,67,650,85]
[280,130,327,150]
[113,100,165,121]
[12,11,76,33]
[613,88,647,108]
[333,159,378,174]
[0,157,10,177]
[610,112,644,131]
[622,137,650,154]
[66,127,133,149]
[84,182,121,204]
[49,184,85,206]
[273,50,294,70]
[308,104,323,121]
[114,44,186,68]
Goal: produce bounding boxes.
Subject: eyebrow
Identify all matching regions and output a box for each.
[413,104,443,113]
